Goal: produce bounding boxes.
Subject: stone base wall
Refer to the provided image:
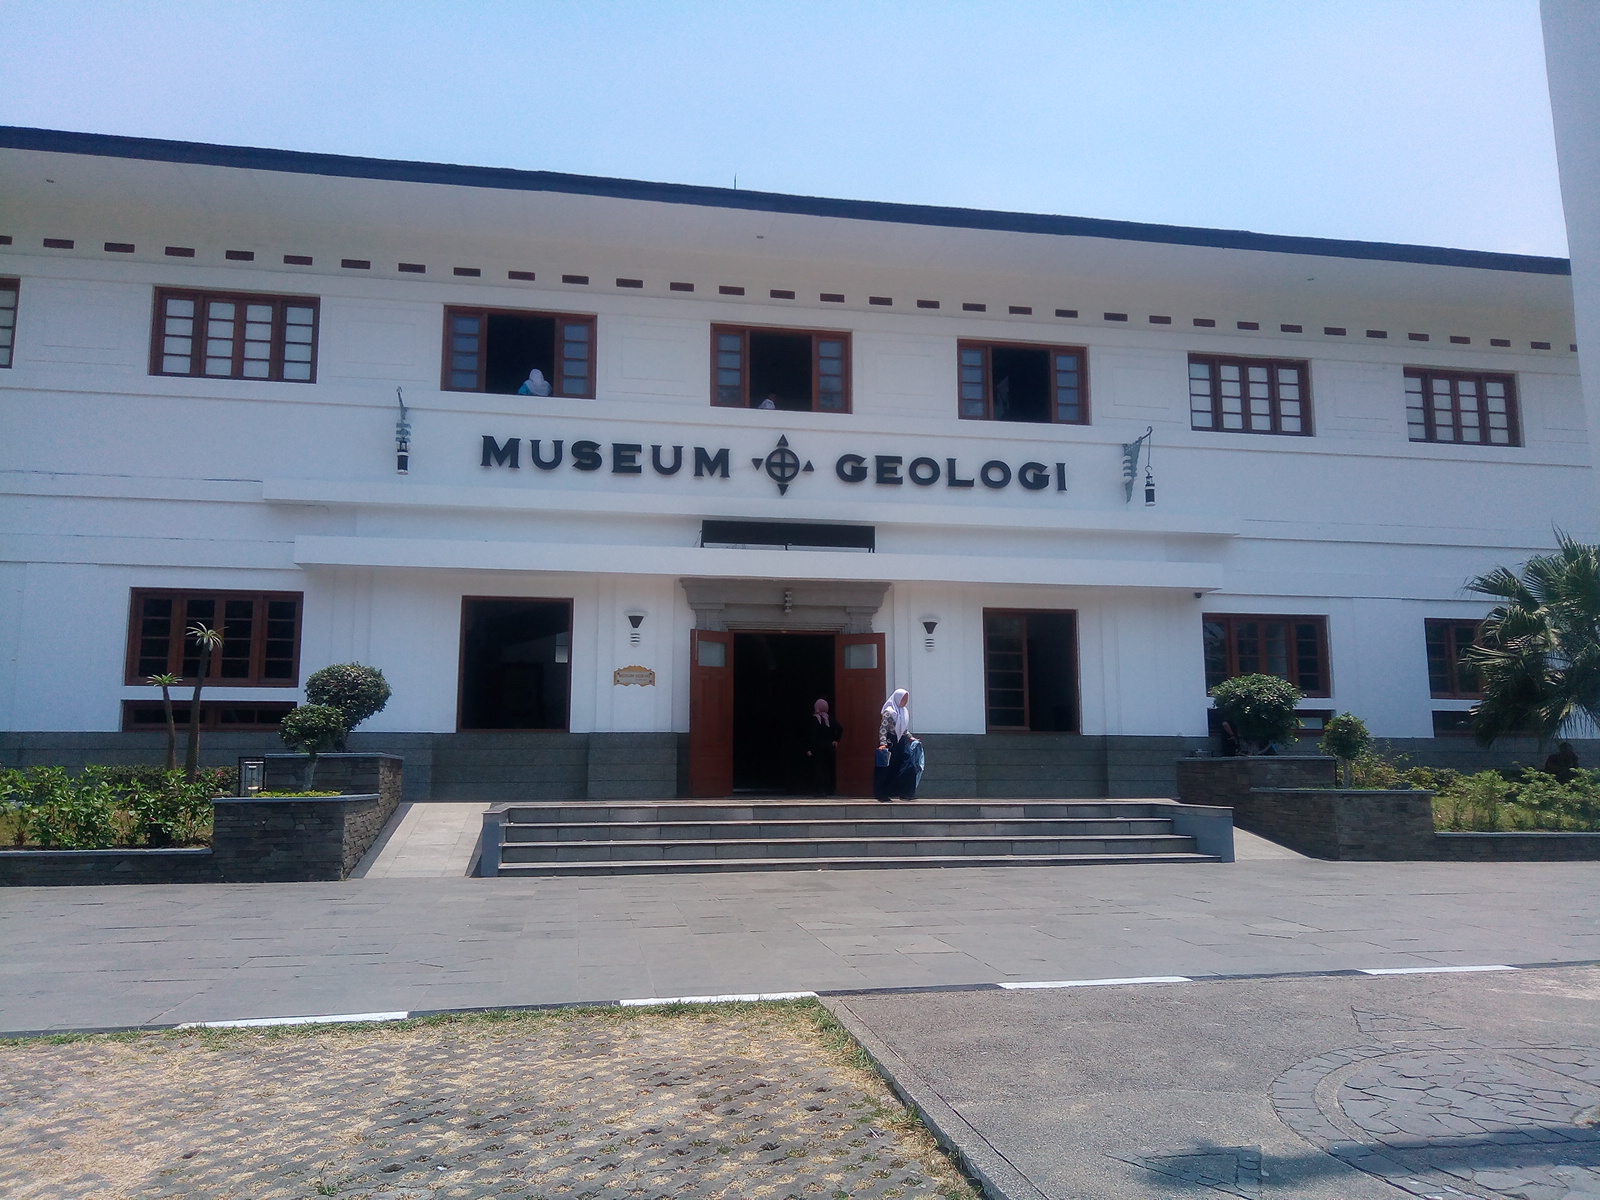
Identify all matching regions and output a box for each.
[0,847,214,886]
[1436,832,1600,861]
[1240,788,1439,860]
[1175,756,1336,807]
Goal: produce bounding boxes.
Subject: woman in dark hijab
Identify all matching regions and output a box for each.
[804,698,843,795]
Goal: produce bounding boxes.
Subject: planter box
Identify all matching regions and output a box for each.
[1436,832,1600,861]
[0,754,403,886]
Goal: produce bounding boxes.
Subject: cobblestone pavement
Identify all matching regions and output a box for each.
[1273,1041,1600,1199]
[0,1004,975,1200]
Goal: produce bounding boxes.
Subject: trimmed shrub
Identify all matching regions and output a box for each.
[1209,674,1303,753]
[305,663,391,748]
[1321,713,1372,786]
[280,704,349,791]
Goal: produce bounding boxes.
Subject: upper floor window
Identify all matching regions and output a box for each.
[1203,614,1329,697]
[1425,618,1483,698]
[712,325,849,412]
[443,306,595,397]
[151,289,318,382]
[0,278,17,368]
[1189,355,1310,435]
[1405,369,1518,446]
[125,589,302,687]
[958,341,1086,424]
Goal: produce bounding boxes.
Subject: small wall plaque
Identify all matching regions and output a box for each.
[614,665,656,687]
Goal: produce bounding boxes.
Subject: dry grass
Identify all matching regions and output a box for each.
[0,1001,977,1200]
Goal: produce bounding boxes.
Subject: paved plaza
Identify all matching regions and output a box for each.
[6,852,1600,1197]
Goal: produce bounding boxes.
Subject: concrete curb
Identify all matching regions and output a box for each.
[822,996,1047,1200]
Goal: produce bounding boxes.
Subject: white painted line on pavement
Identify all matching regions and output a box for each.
[619,991,818,1007]
[1358,965,1518,976]
[178,1011,411,1029]
[999,976,1192,990]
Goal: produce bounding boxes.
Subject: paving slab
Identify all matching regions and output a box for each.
[4,859,1600,1033]
[828,965,1600,1199]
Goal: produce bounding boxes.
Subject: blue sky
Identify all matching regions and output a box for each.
[0,0,1568,256]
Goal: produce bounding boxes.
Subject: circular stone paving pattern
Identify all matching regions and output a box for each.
[1273,1041,1600,1199]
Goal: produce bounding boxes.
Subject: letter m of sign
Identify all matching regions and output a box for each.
[482,436,520,468]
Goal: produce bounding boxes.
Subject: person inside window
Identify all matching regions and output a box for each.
[518,368,552,397]
[756,392,778,410]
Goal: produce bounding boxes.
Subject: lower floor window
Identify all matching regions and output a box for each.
[1426,618,1483,698]
[122,700,294,731]
[983,609,1079,731]
[459,597,572,730]
[1203,614,1329,696]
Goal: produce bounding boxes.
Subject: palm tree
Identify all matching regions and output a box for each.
[183,623,224,781]
[1465,533,1600,746]
[146,673,180,771]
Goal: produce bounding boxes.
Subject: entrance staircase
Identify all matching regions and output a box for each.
[477,799,1230,876]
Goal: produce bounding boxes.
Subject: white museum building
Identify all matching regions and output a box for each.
[0,126,1591,800]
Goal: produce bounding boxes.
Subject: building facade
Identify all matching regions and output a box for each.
[0,127,1590,799]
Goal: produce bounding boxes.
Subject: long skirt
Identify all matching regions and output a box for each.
[873,734,916,801]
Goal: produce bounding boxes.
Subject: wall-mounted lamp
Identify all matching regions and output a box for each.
[627,612,645,645]
[394,386,412,474]
[1121,425,1155,506]
[922,618,938,651]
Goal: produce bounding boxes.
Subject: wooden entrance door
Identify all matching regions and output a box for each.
[688,630,735,797]
[834,633,887,797]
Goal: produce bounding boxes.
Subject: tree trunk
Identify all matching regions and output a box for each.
[304,752,318,793]
[160,685,177,772]
[183,638,215,782]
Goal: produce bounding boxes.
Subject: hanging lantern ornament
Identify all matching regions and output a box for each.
[1121,426,1154,504]
[395,386,412,474]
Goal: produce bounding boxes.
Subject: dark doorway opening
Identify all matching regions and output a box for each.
[731,632,836,792]
[748,331,813,412]
[459,597,572,730]
[485,312,557,395]
[990,346,1052,422]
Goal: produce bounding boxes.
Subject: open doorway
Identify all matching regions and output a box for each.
[731,633,835,792]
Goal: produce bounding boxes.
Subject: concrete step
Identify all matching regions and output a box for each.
[499,833,1200,863]
[497,800,1171,824]
[494,851,1219,876]
[501,817,1180,842]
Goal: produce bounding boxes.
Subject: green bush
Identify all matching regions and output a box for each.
[1320,713,1372,785]
[280,704,349,790]
[0,764,225,849]
[305,663,391,748]
[1208,674,1302,753]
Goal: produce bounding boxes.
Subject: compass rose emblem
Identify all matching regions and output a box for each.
[752,436,814,496]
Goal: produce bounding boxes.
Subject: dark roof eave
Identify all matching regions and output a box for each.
[0,125,1572,277]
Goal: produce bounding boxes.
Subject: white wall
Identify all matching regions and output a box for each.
[1,160,1593,739]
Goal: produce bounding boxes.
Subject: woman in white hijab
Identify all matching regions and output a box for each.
[874,689,911,802]
[517,368,552,396]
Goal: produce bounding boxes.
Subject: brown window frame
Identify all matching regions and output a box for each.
[710,324,852,413]
[121,699,296,732]
[1203,614,1330,697]
[1405,368,1520,447]
[0,277,17,369]
[150,287,319,382]
[982,608,1081,732]
[1425,618,1484,699]
[957,340,1089,425]
[124,589,303,687]
[1189,354,1312,436]
[441,306,596,398]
